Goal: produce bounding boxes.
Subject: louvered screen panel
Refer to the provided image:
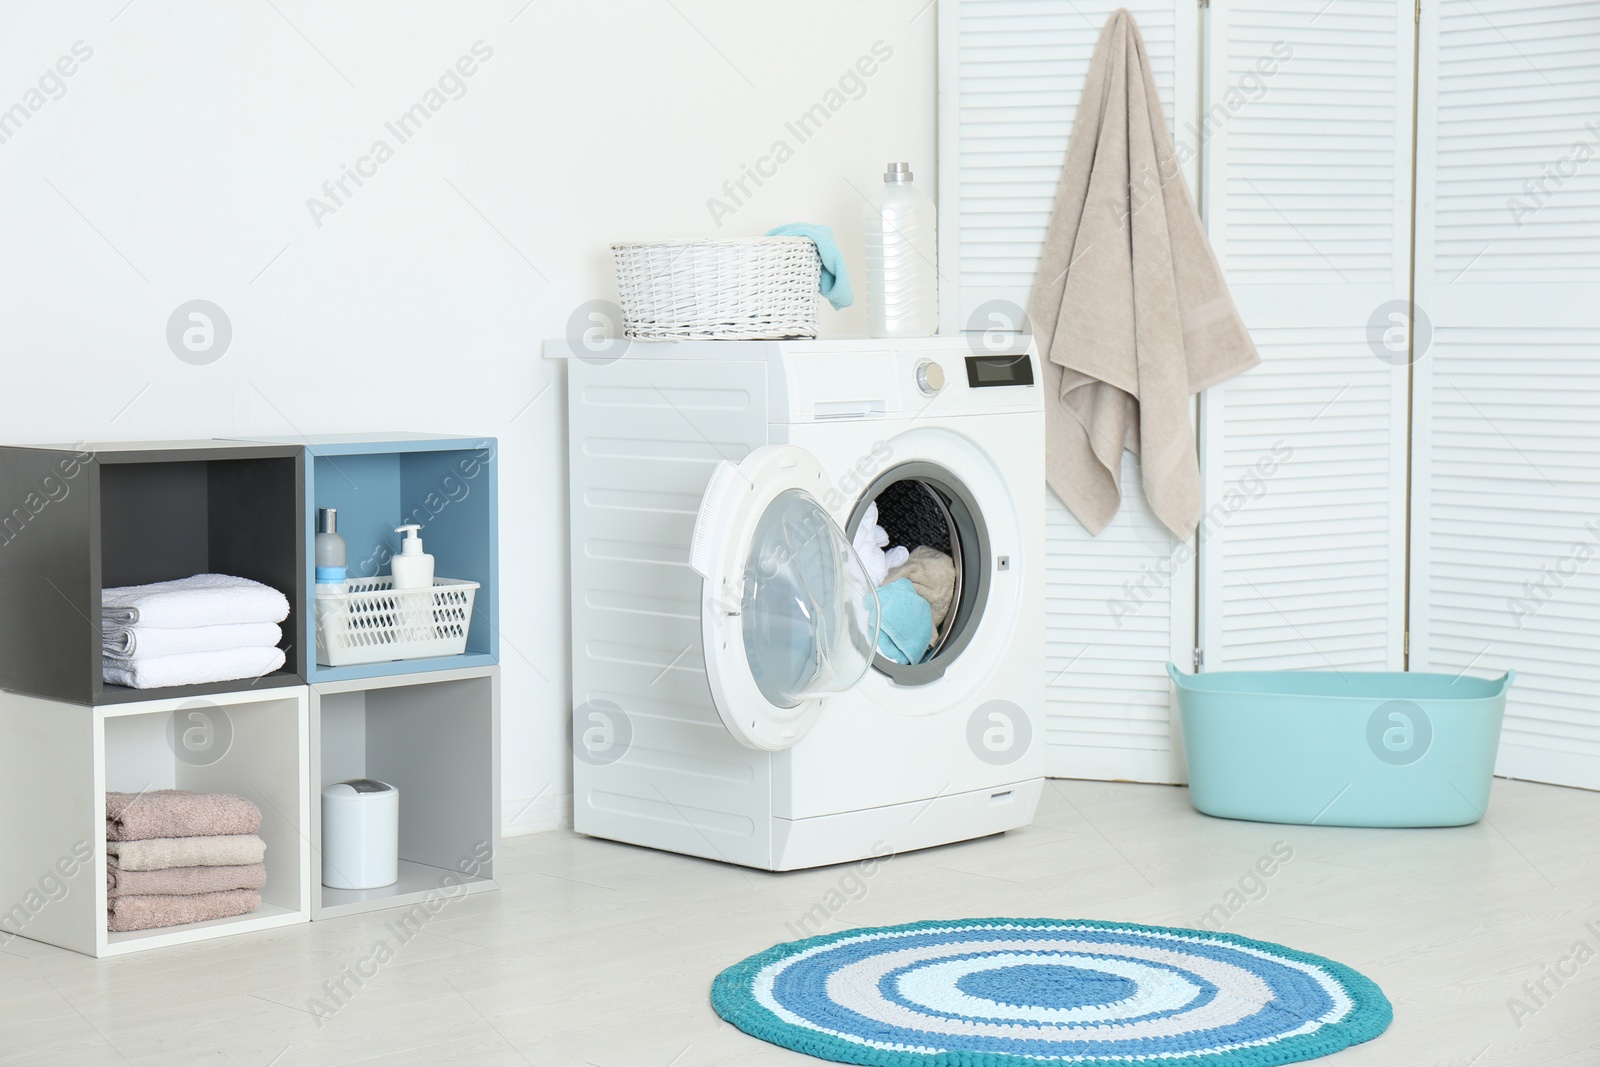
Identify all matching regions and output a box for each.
[1204,328,1403,669]
[940,0,1194,331]
[1412,0,1600,789]
[939,0,1200,783]
[1044,457,1194,784]
[1198,0,1414,673]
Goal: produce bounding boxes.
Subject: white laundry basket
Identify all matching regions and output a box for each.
[612,237,821,340]
[315,576,479,666]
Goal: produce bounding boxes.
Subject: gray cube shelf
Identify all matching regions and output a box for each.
[0,441,306,706]
[310,665,500,919]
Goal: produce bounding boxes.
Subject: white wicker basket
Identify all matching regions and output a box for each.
[612,237,821,340]
[314,576,479,667]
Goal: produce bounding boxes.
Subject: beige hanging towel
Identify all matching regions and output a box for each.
[1030,8,1259,541]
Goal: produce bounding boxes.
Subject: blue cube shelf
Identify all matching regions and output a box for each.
[237,434,499,684]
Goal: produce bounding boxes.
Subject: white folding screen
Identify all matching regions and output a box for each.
[1197,0,1413,673]
[938,0,1199,783]
[1411,0,1600,789]
[941,0,1600,792]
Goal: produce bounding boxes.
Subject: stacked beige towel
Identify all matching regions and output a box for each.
[107,863,267,896]
[107,834,266,871]
[104,790,266,933]
[107,789,261,841]
[108,890,264,933]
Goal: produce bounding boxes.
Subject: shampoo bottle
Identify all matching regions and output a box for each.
[314,508,348,664]
[315,508,347,592]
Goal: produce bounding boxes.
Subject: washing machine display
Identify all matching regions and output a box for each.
[965,353,1035,387]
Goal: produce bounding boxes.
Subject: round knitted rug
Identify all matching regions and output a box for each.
[710,919,1391,1066]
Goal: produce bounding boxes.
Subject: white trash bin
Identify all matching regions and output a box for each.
[322,779,399,889]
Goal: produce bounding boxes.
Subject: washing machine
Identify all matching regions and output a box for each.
[560,336,1044,870]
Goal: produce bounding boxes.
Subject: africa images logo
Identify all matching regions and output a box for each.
[1365,699,1431,767]
[966,700,1031,766]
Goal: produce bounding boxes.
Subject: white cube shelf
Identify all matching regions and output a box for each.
[0,687,311,957]
[310,665,500,920]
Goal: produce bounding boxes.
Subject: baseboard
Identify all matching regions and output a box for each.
[1044,761,1187,786]
[502,791,571,837]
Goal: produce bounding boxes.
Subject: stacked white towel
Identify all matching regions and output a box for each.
[102,574,291,689]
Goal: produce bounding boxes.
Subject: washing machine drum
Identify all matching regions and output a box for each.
[873,478,953,557]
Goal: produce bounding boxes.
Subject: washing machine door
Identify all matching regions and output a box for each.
[690,445,882,751]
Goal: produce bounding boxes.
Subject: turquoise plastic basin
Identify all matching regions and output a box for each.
[1168,664,1514,828]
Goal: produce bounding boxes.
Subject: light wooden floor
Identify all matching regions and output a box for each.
[4,777,1599,1066]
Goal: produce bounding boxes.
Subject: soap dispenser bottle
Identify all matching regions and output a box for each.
[391,525,434,590]
[391,525,435,642]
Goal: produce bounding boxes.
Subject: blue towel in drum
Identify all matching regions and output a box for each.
[875,578,934,665]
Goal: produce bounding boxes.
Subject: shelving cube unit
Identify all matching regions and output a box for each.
[235,433,499,685]
[310,665,500,919]
[0,686,311,957]
[0,440,306,706]
[0,435,501,956]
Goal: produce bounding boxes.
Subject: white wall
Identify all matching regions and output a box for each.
[0,2,936,833]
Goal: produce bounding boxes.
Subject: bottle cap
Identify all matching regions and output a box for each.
[884,162,913,183]
[318,507,338,534]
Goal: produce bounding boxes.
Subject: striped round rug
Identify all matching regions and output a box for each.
[710,918,1391,1066]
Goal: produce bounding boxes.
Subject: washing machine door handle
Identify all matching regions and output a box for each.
[690,445,882,752]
